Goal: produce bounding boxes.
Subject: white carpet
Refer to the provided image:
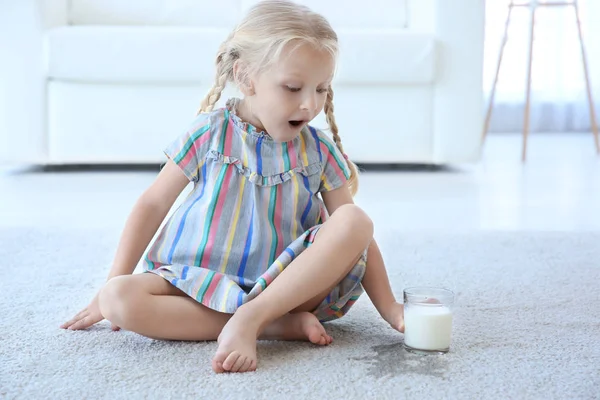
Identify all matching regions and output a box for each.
[1,227,599,399]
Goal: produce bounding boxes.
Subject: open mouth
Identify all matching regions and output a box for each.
[288,120,305,128]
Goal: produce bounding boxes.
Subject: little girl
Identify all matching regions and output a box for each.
[61,0,405,373]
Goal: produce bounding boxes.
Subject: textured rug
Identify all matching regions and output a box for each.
[1,228,598,399]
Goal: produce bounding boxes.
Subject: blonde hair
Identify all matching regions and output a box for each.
[198,0,359,195]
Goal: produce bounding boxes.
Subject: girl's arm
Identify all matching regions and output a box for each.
[361,239,398,319]
[321,184,403,330]
[61,159,190,330]
[107,159,190,279]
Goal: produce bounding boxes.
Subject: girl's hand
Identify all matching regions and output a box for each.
[384,302,405,333]
[60,290,120,331]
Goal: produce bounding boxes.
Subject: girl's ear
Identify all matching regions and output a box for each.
[233,60,255,96]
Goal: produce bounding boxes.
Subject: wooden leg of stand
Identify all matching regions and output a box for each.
[482,2,514,145]
[522,4,537,162]
[573,0,600,154]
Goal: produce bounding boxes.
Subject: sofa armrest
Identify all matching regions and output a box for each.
[408,0,486,163]
[433,0,485,163]
[0,0,68,164]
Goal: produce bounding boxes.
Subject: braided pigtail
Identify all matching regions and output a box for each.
[324,86,359,196]
[197,45,238,114]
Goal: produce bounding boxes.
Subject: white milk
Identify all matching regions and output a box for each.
[404,304,453,351]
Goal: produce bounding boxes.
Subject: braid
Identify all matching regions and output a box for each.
[325,86,359,196]
[198,72,227,114]
[197,47,237,114]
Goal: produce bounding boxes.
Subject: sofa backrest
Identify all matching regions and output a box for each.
[68,0,242,28]
[68,0,408,30]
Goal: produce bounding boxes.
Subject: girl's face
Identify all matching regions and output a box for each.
[241,43,335,142]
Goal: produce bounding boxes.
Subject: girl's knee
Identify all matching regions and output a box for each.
[330,204,374,243]
[99,276,143,325]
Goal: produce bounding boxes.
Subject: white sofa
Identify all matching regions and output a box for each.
[0,0,485,165]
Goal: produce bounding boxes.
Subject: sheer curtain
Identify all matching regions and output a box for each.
[484,0,600,132]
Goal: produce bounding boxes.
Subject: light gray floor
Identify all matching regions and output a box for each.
[1,133,599,231]
[1,228,599,399]
[1,133,599,399]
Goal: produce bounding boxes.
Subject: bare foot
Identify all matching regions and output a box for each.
[211,310,332,373]
[212,308,260,374]
[261,312,333,345]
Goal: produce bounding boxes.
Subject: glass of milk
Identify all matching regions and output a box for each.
[403,287,455,355]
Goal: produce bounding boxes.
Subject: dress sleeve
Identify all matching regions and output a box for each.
[315,129,351,192]
[164,112,213,182]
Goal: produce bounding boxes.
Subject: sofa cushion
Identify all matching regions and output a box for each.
[45,26,436,84]
[336,30,435,84]
[45,26,228,84]
[68,0,407,29]
[69,0,242,28]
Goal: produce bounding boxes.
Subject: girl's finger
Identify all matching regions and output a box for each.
[69,315,94,331]
[60,310,85,328]
[60,310,88,329]
[111,324,121,331]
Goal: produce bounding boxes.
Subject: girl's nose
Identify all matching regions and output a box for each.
[300,92,317,112]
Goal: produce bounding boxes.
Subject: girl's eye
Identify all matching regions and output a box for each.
[287,86,301,92]
[316,88,327,94]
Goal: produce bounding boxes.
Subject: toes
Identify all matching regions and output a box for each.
[212,353,227,373]
[223,351,242,371]
[231,355,247,373]
[240,357,253,372]
[223,353,256,373]
[212,361,225,373]
[307,325,327,345]
[316,329,333,346]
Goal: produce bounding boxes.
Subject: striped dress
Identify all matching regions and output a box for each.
[143,100,367,322]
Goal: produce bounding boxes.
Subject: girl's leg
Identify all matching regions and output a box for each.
[213,204,373,373]
[98,274,331,349]
[98,273,229,341]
